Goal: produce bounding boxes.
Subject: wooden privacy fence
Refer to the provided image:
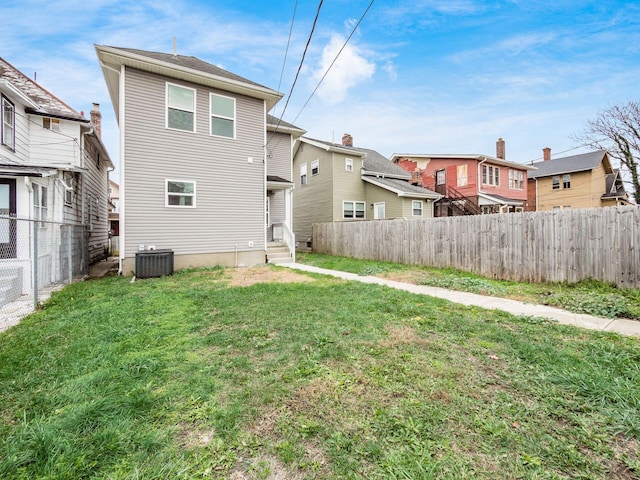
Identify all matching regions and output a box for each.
[312,206,640,288]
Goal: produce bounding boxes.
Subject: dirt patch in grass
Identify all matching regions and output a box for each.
[379,324,432,348]
[228,267,315,287]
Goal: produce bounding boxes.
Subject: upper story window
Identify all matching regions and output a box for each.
[166,180,196,207]
[311,159,319,175]
[509,169,524,190]
[167,83,195,132]
[482,164,500,186]
[552,175,560,190]
[43,117,60,132]
[2,95,15,150]
[436,169,446,185]
[345,158,353,172]
[210,93,235,138]
[563,174,571,189]
[457,164,468,187]
[300,163,307,186]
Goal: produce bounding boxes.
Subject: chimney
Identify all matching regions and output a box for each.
[90,103,102,138]
[496,137,505,160]
[342,133,353,147]
[543,147,551,161]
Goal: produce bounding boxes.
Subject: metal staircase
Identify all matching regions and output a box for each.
[441,186,482,216]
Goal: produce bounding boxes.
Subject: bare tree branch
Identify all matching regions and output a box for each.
[573,101,640,203]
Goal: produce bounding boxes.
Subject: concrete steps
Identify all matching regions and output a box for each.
[0,265,23,307]
[266,242,293,264]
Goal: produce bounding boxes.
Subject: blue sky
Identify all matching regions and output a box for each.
[2,0,640,175]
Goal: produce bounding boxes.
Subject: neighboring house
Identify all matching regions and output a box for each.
[1,56,112,305]
[95,46,304,274]
[527,148,631,211]
[392,138,536,216]
[292,133,442,245]
[108,179,120,236]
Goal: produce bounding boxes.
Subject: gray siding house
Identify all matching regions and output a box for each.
[1,56,112,306]
[292,134,441,245]
[96,46,302,274]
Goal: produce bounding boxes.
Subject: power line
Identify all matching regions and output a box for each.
[276,0,299,97]
[293,0,375,125]
[272,0,324,134]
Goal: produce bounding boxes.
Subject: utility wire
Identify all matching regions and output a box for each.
[276,0,299,98]
[293,0,375,124]
[271,0,324,134]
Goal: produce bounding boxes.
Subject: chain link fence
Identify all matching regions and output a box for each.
[0,216,88,310]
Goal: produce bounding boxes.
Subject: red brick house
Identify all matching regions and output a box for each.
[391,138,536,216]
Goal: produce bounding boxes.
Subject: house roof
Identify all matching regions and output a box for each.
[95,45,283,115]
[361,176,441,199]
[391,153,536,171]
[478,192,525,206]
[0,57,87,121]
[0,163,59,177]
[299,137,410,179]
[602,169,628,199]
[266,114,306,137]
[528,150,608,179]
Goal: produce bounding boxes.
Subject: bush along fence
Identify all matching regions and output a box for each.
[0,217,88,309]
[312,205,640,288]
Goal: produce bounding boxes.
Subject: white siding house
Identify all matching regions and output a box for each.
[0,56,113,305]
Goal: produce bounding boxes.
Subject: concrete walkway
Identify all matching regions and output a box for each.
[286,263,640,338]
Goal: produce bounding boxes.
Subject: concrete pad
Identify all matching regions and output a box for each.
[286,263,639,338]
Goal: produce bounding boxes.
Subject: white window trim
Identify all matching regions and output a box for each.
[482,164,500,186]
[165,179,196,208]
[166,82,196,133]
[2,95,15,150]
[412,200,423,216]
[209,92,236,139]
[345,158,353,172]
[300,163,307,186]
[508,169,524,190]
[374,202,385,220]
[33,183,48,227]
[311,159,319,176]
[343,200,366,219]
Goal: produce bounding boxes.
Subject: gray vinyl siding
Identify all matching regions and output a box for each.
[292,143,333,241]
[122,68,266,258]
[332,154,365,221]
[267,131,292,180]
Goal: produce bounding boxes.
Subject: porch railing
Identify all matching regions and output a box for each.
[282,221,296,263]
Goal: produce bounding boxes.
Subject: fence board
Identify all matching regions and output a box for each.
[311,206,640,288]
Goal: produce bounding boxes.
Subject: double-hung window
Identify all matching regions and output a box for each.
[343,201,365,219]
[482,165,500,186]
[562,174,571,189]
[311,159,319,175]
[300,163,307,185]
[166,180,196,207]
[33,184,48,227]
[412,200,423,216]
[2,96,15,150]
[167,83,195,132]
[508,169,524,189]
[345,158,353,172]
[210,93,235,138]
[552,175,560,190]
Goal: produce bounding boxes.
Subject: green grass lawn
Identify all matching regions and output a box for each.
[1,266,639,479]
[296,252,640,320]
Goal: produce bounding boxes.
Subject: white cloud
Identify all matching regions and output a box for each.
[311,35,376,105]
